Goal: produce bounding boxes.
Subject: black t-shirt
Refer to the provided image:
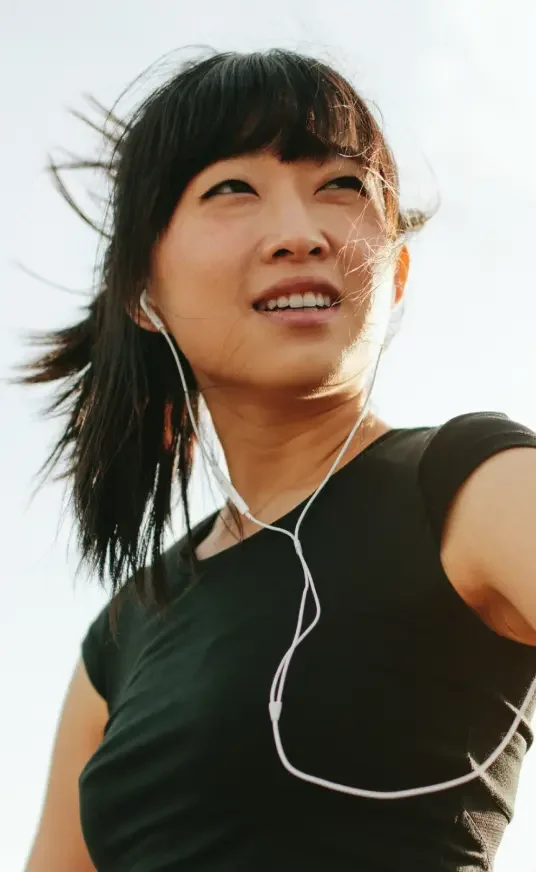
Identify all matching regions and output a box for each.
[79,411,536,871]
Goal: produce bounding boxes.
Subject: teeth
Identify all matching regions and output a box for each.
[257,292,337,310]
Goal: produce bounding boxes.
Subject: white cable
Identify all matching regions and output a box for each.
[140,291,249,515]
[140,288,536,800]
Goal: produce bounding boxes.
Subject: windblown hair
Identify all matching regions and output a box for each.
[17,47,432,613]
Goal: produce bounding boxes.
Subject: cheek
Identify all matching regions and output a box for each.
[154,229,252,377]
[166,302,250,383]
[336,207,387,266]
[157,221,249,317]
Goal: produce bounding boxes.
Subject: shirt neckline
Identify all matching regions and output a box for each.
[177,426,405,574]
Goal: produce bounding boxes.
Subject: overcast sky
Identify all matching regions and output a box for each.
[2,1,536,870]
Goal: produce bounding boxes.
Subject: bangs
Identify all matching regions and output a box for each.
[137,49,393,225]
[174,51,375,169]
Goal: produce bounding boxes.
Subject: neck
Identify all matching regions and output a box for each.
[201,383,390,521]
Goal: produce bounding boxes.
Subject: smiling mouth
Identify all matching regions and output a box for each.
[253,291,340,312]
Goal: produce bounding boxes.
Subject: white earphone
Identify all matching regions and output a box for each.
[139,289,536,800]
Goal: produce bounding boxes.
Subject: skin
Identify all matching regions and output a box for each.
[141,151,410,553]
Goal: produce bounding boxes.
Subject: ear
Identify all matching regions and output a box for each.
[126,293,160,333]
[393,245,410,305]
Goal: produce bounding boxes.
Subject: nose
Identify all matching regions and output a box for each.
[260,210,330,263]
[268,238,329,261]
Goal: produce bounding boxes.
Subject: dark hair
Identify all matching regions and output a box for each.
[17,47,432,613]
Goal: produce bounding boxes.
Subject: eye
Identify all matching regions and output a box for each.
[200,174,368,199]
[201,179,256,199]
[321,175,368,195]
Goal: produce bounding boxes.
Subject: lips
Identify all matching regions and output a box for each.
[252,277,341,310]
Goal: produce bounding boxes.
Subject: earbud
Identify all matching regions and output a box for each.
[140,290,166,332]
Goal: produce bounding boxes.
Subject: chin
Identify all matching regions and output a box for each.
[252,361,342,397]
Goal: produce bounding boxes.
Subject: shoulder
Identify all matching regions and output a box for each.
[417,411,536,545]
[424,411,536,644]
[81,588,139,706]
[81,534,199,704]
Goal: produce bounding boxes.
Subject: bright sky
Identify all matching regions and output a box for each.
[1,1,535,870]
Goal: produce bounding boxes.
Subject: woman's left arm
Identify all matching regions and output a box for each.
[444,446,536,637]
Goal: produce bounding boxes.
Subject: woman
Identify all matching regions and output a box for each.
[23,48,536,872]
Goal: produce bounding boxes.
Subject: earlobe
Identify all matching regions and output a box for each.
[127,293,160,333]
[394,245,410,304]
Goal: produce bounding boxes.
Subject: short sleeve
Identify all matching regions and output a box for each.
[418,411,536,549]
[81,604,116,702]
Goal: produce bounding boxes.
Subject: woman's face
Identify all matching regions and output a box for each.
[148,151,407,397]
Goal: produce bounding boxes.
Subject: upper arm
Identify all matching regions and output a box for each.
[418,413,536,642]
[442,446,536,644]
[469,449,536,630]
[24,657,108,872]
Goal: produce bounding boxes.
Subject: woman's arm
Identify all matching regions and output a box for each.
[24,658,108,872]
[442,446,536,645]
